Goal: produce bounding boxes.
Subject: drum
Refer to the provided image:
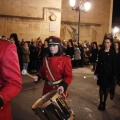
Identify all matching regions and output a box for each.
[32,90,74,120]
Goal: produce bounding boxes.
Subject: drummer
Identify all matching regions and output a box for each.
[33,36,72,97]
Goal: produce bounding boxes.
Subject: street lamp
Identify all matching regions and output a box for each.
[69,0,91,45]
[113,27,119,34]
[113,27,119,39]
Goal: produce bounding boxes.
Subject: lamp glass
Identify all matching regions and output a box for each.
[113,27,119,34]
[84,1,91,11]
[69,0,76,7]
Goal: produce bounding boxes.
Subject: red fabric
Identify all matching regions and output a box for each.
[0,40,22,120]
[37,55,72,96]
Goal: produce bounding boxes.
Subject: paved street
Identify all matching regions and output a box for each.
[11,65,120,120]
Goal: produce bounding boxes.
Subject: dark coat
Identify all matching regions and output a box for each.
[41,46,49,58]
[90,49,98,62]
[29,45,38,60]
[66,46,74,59]
[115,52,120,83]
[94,49,116,88]
[79,46,84,62]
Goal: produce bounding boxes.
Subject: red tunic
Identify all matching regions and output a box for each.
[37,55,72,96]
[0,40,22,120]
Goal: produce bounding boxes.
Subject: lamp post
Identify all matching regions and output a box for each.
[113,26,119,39]
[69,0,91,45]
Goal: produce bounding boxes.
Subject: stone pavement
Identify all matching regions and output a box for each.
[11,65,120,120]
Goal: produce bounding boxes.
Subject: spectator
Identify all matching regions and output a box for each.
[90,42,98,71]
[29,41,38,73]
[73,42,81,68]
[21,42,30,72]
[10,33,22,71]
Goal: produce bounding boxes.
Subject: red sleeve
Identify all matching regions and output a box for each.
[0,44,22,105]
[64,57,72,85]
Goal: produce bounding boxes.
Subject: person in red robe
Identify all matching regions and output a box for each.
[33,36,72,97]
[0,38,22,120]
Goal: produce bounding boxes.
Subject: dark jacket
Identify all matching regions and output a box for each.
[91,49,98,62]
[29,45,38,60]
[94,49,116,88]
[66,46,74,59]
[116,52,120,82]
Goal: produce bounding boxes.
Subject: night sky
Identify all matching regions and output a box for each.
[112,0,120,25]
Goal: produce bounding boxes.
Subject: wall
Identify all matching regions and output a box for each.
[61,0,113,44]
[0,0,62,41]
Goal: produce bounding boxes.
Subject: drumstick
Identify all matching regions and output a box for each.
[83,76,93,78]
[21,69,34,79]
[26,73,34,79]
[84,75,98,80]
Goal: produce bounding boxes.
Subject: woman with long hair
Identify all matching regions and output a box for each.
[66,39,74,59]
[94,38,116,111]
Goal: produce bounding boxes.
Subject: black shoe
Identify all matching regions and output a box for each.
[98,103,103,110]
[101,102,106,111]
[98,102,106,111]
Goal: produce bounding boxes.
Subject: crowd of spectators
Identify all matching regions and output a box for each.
[1,33,119,74]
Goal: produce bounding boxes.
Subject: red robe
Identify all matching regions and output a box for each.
[0,40,22,120]
[37,55,72,96]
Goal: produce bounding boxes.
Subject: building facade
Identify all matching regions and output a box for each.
[0,0,113,43]
[61,0,113,44]
[0,0,62,41]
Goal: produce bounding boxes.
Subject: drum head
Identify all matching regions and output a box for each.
[32,90,59,109]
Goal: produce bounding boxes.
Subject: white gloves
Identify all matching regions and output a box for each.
[21,69,27,75]
[57,86,64,95]
[33,76,38,82]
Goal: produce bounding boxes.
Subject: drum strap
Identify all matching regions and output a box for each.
[45,57,56,82]
[45,57,66,99]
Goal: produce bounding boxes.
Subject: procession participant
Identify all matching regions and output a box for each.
[0,38,22,120]
[113,41,120,86]
[109,41,120,98]
[94,38,116,111]
[33,36,72,97]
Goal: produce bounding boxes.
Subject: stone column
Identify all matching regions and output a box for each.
[109,0,113,33]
